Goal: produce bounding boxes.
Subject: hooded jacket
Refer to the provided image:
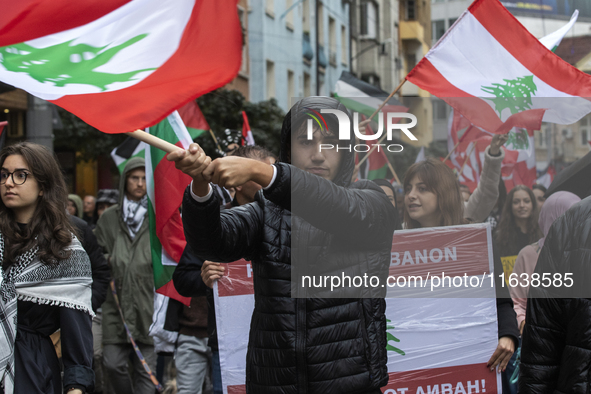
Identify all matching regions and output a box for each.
[68,194,83,218]
[182,97,396,394]
[95,157,154,345]
[519,196,591,393]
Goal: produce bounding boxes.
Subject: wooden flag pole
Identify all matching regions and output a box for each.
[208,129,224,153]
[367,78,407,123]
[355,79,407,170]
[385,159,402,184]
[458,141,478,177]
[127,129,182,153]
[443,139,461,162]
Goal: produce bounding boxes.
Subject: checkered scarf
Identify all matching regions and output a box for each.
[0,233,93,394]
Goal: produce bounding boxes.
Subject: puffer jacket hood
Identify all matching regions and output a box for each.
[280,96,354,187]
[118,157,146,205]
[67,194,83,218]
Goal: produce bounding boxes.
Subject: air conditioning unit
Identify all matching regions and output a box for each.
[562,128,573,139]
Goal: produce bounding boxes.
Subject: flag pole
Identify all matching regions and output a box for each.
[127,129,182,153]
[208,129,224,153]
[458,141,478,177]
[385,159,401,184]
[355,78,407,170]
[443,140,461,162]
[367,78,407,123]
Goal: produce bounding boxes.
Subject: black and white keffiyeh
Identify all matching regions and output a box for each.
[0,233,93,394]
[123,195,148,239]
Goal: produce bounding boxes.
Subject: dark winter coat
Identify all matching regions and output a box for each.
[182,97,397,394]
[70,215,110,312]
[519,196,591,393]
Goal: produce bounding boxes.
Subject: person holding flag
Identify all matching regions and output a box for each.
[169,97,396,394]
[94,157,157,394]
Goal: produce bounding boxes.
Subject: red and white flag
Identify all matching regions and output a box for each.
[0,0,242,134]
[447,110,536,191]
[241,110,254,146]
[407,0,591,135]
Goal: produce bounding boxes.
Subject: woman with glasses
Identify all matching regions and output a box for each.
[0,142,94,394]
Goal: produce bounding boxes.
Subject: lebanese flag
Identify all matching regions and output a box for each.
[145,111,193,305]
[447,110,536,192]
[241,111,254,146]
[0,0,242,134]
[406,0,591,135]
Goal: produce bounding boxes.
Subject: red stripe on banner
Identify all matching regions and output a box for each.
[227,385,246,394]
[389,225,490,279]
[217,259,254,297]
[406,61,545,133]
[53,0,242,134]
[178,100,210,131]
[384,363,498,393]
[470,0,591,99]
[156,280,190,305]
[153,141,192,262]
[0,0,132,46]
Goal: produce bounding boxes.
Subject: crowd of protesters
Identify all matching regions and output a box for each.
[0,98,589,394]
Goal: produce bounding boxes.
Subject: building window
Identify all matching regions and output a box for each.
[304,72,311,97]
[266,0,274,17]
[581,115,590,145]
[432,20,445,43]
[448,18,457,28]
[266,60,275,99]
[341,25,348,65]
[286,0,294,30]
[360,1,378,39]
[406,53,417,73]
[406,0,416,20]
[433,99,447,120]
[302,0,310,32]
[329,17,337,67]
[287,70,295,105]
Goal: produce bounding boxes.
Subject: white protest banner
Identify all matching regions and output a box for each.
[214,223,501,394]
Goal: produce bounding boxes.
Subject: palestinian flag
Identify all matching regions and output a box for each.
[0,0,242,134]
[539,10,578,52]
[334,71,407,123]
[111,137,146,174]
[145,111,192,304]
[177,100,210,140]
[406,0,591,135]
[111,100,210,173]
[363,119,389,180]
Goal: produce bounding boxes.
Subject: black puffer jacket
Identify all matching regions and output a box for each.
[182,97,396,394]
[520,196,591,393]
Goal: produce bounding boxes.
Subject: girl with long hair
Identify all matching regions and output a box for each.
[495,185,543,260]
[403,159,519,378]
[0,142,94,394]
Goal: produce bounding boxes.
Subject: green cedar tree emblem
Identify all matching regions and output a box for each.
[481,76,538,117]
[0,34,155,91]
[506,128,530,150]
[386,319,405,356]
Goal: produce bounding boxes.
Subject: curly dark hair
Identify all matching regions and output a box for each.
[0,142,77,267]
[494,185,542,255]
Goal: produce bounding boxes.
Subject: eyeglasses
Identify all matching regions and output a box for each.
[0,170,31,185]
